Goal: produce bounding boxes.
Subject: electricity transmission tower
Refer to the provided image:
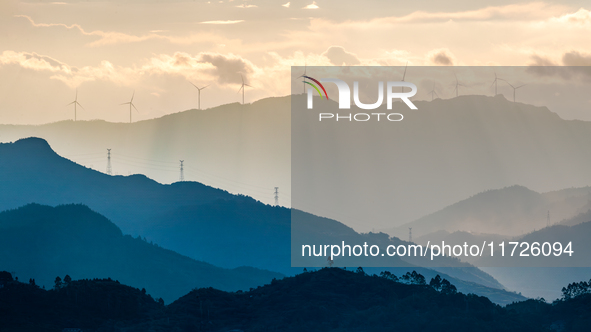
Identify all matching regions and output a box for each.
[274,187,279,206]
[179,160,184,182]
[409,228,412,242]
[106,149,112,175]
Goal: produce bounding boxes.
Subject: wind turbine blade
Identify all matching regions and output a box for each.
[132,103,139,112]
[190,82,199,89]
[238,85,244,93]
[201,84,210,90]
[76,102,85,110]
[244,84,252,87]
[67,101,76,106]
[499,78,514,88]
[131,91,135,102]
[120,102,130,106]
[516,84,526,89]
[241,74,244,84]
[490,79,497,87]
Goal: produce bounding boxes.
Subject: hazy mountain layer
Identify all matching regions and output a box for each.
[3,95,591,231]
[385,185,591,239]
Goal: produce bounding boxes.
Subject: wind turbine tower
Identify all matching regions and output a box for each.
[67,89,85,121]
[302,64,307,94]
[120,91,138,123]
[490,70,501,96]
[238,75,251,104]
[400,62,408,92]
[429,83,439,101]
[453,74,465,97]
[190,82,209,110]
[501,79,525,102]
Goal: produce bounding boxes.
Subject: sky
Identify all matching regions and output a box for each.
[0,0,590,124]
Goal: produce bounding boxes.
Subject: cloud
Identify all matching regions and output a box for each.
[526,54,564,77]
[427,48,456,66]
[322,46,360,66]
[200,20,244,24]
[15,15,168,47]
[236,4,257,8]
[529,54,558,66]
[381,2,569,24]
[282,2,290,8]
[562,51,591,66]
[303,1,319,9]
[16,14,231,47]
[0,49,258,88]
[198,53,255,84]
[551,8,591,25]
[526,51,591,79]
[0,50,131,88]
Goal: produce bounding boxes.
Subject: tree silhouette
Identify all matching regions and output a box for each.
[430,275,442,291]
[54,276,62,290]
[64,275,72,285]
[440,279,458,295]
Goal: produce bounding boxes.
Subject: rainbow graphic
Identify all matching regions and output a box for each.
[302,76,329,100]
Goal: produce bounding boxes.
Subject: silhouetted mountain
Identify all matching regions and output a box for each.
[0,137,525,304]
[385,185,591,239]
[0,274,163,332]
[0,96,291,206]
[0,203,282,303]
[0,137,291,272]
[2,268,588,332]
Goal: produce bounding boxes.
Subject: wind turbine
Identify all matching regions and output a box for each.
[120,91,138,123]
[238,75,251,104]
[429,83,439,101]
[453,73,465,97]
[302,63,307,94]
[500,79,525,102]
[190,82,210,110]
[490,69,501,96]
[67,89,85,121]
[400,62,408,92]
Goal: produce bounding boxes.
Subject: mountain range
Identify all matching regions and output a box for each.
[0,203,283,303]
[1,267,588,332]
[3,95,591,231]
[0,137,527,304]
[386,185,591,239]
